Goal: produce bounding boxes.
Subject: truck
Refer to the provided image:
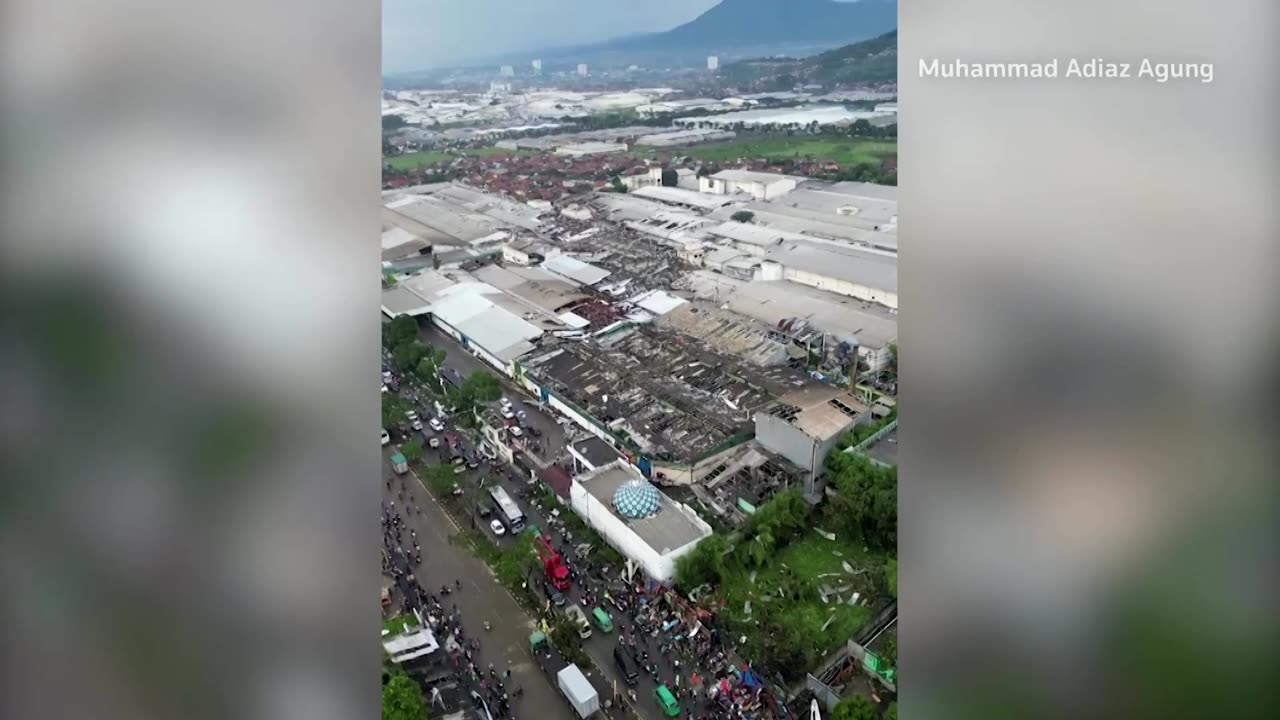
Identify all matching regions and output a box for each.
[390,451,408,475]
[556,664,600,719]
[533,533,571,592]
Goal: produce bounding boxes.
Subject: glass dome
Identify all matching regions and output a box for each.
[612,478,660,519]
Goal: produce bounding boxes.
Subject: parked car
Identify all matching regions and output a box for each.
[475,503,492,518]
[543,581,566,608]
[613,646,638,685]
[489,519,506,536]
[429,417,444,432]
[508,426,524,438]
[428,436,441,449]
[466,457,479,470]
[500,408,515,420]
[565,604,593,639]
[410,418,423,431]
[380,429,390,446]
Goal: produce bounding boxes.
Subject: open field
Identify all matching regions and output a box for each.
[718,532,880,661]
[642,136,896,167]
[384,146,532,171]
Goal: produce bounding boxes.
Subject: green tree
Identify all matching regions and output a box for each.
[401,439,424,463]
[832,695,878,720]
[674,533,730,588]
[392,342,427,373]
[609,175,627,193]
[382,394,409,430]
[460,370,502,404]
[884,556,897,597]
[883,703,897,720]
[823,453,897,551]
[661,168,679,187]
[382,669,426,720]
[730,210,755,223]
[387,315,420,349]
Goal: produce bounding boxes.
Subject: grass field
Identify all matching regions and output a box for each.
[645,136,896,167]
[718,532,881,661]
[384,146,532,171]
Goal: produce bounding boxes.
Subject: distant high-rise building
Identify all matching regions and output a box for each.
[707,55,719,71]
[499,65,515,77]
[577,63,588,77]
[531,58,543,75]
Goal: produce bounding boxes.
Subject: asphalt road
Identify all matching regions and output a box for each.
[383,448,571,720]
[416,324,569,462]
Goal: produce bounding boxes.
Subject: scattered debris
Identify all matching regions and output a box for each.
[842,561,855,574]
[814,527,837,541]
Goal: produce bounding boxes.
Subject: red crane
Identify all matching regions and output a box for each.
[532,533,571,592]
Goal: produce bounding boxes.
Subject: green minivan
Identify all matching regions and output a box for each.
[591,607,613,633]
[654,685,680,717]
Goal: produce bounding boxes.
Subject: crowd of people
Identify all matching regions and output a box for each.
[383,471,527,720]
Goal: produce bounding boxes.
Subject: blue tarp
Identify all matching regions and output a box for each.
[740,667,761,689]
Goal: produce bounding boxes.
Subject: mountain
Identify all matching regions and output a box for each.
[721,29,897,86]
[615,0,897,50]
[505,0,897,68]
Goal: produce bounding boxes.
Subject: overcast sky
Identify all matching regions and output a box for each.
[383,0,720,74]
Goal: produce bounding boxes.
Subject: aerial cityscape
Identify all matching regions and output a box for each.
[381,3,898,720]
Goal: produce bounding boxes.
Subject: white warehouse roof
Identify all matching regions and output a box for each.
[768,241,898,294]
[542,255,611,286]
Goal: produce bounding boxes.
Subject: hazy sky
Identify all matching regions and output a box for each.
[383,0,720,74]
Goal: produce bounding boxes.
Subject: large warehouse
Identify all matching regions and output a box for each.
[568,461,712,583]
[755,386,870,479]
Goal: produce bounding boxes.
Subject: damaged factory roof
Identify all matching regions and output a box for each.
[522,323,810,464]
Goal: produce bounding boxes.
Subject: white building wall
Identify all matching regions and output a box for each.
[503,246,532,265]
[781,267,899,309]
[568,481,709,583]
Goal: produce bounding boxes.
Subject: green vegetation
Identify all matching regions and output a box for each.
[382,667,427,720]
[550,618,592,667]
[832,695,879,720]
[674,489,885,680]
[382,613,421,637]
[838,406,898,450]
[400,439,424,463]
[383,146,532,171]
[721,30,898,87]
[668,136,895,168]
[822,453,897,553]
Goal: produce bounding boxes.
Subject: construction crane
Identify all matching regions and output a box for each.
[533,533,571,592]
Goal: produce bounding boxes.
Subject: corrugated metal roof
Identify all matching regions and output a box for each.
[768,241,897,293]
[542,255,611,286]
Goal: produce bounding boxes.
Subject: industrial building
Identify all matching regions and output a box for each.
[555,141,628,157]
[634,128,736,147]
[755,385,869,479]
[700,169,801,201]
[673,105,895,129]
[568,461,712,583]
